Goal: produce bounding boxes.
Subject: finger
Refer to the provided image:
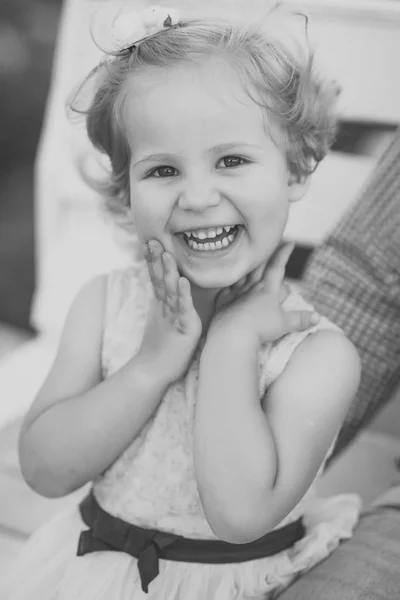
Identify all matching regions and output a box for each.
[278,282,291,303]
[177,277,195,330]
[229,263,266,300]
[241,263,267,293]
[148,240,165,301]
[142,243,150,262]
[233,274,249,290]
[253,281,265,294]
[215,286,231,308]
[162,252,179,317]
[215,284,242,312]
[143,242,156,280]
[250,263,267,283]
[225,274,249,301]
[282,309,320,333]
[149,240,164,279]
[263,242,295,293]
[264,242,294,291]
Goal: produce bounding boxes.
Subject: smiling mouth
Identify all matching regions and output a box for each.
[179,225,241,251]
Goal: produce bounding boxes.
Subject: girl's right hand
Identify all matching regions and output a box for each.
[213,241,292,314]
[140,240,202,385]
[210,242,319,346]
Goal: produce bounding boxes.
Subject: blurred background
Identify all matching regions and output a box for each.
[0,0,62,333]
[1,0,399,344]
[0,0,400,578]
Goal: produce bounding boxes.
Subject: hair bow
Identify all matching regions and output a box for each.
[111,5,181,52]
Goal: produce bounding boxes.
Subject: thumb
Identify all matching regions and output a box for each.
[282,309,320,333]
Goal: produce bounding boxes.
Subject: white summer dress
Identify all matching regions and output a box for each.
[2,261,361,600]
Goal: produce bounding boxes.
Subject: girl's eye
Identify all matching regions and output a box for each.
[149,166,178,178]
[217,156,246,169]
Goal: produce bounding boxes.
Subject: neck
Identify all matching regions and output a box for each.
[190,284,221,334]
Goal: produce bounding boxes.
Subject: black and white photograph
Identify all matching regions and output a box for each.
[1,1,400,598]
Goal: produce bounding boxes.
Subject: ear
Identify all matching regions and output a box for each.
[287,172,311,203]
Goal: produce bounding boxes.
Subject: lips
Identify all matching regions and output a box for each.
[182,225,238,242]
[186,225,236,238]
[179,225,241,252]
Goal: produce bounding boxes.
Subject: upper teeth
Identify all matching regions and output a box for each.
[184,226,235,240]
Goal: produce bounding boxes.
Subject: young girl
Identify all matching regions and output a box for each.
[4,4,362,599]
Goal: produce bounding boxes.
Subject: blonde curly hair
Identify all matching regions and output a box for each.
[71,6,339,234]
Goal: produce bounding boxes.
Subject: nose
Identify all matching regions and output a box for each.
[178,177,220,211]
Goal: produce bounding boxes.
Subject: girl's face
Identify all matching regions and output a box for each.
[125,57,308,289]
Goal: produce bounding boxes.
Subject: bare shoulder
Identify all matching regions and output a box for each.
[58,274,108,354]
[265,329,361,418]
[260,330,361,523]
[294,328,360,365]
[293,329,361,396]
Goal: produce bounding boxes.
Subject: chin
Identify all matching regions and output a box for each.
[182,269,242,291]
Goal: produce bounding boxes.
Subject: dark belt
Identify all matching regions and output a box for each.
[77,491,305,593]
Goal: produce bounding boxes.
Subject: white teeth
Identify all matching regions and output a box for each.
[183,225,235,240]
[183,224,240,251]
[186,235,236,251]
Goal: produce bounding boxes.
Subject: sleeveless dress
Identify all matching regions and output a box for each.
[2,263,361,600]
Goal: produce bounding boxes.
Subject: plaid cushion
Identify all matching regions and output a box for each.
[301,129,400,459]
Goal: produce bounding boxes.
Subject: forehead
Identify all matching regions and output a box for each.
[121,58,271,154]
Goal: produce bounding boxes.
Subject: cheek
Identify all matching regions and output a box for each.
[246,185,289,248]
[243,166,288,203]
[247,188,288,223]
[129,183,172,237]
[129,186,152,236]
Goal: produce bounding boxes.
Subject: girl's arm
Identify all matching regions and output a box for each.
[19,275,170,498]
[20,244,201,499]
[194,328,361,543]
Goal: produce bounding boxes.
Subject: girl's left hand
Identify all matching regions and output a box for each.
[210,242,320,346]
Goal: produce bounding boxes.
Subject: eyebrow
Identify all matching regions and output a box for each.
[132,143,262,167]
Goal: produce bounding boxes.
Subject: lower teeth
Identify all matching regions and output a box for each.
[185,231,237,251]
